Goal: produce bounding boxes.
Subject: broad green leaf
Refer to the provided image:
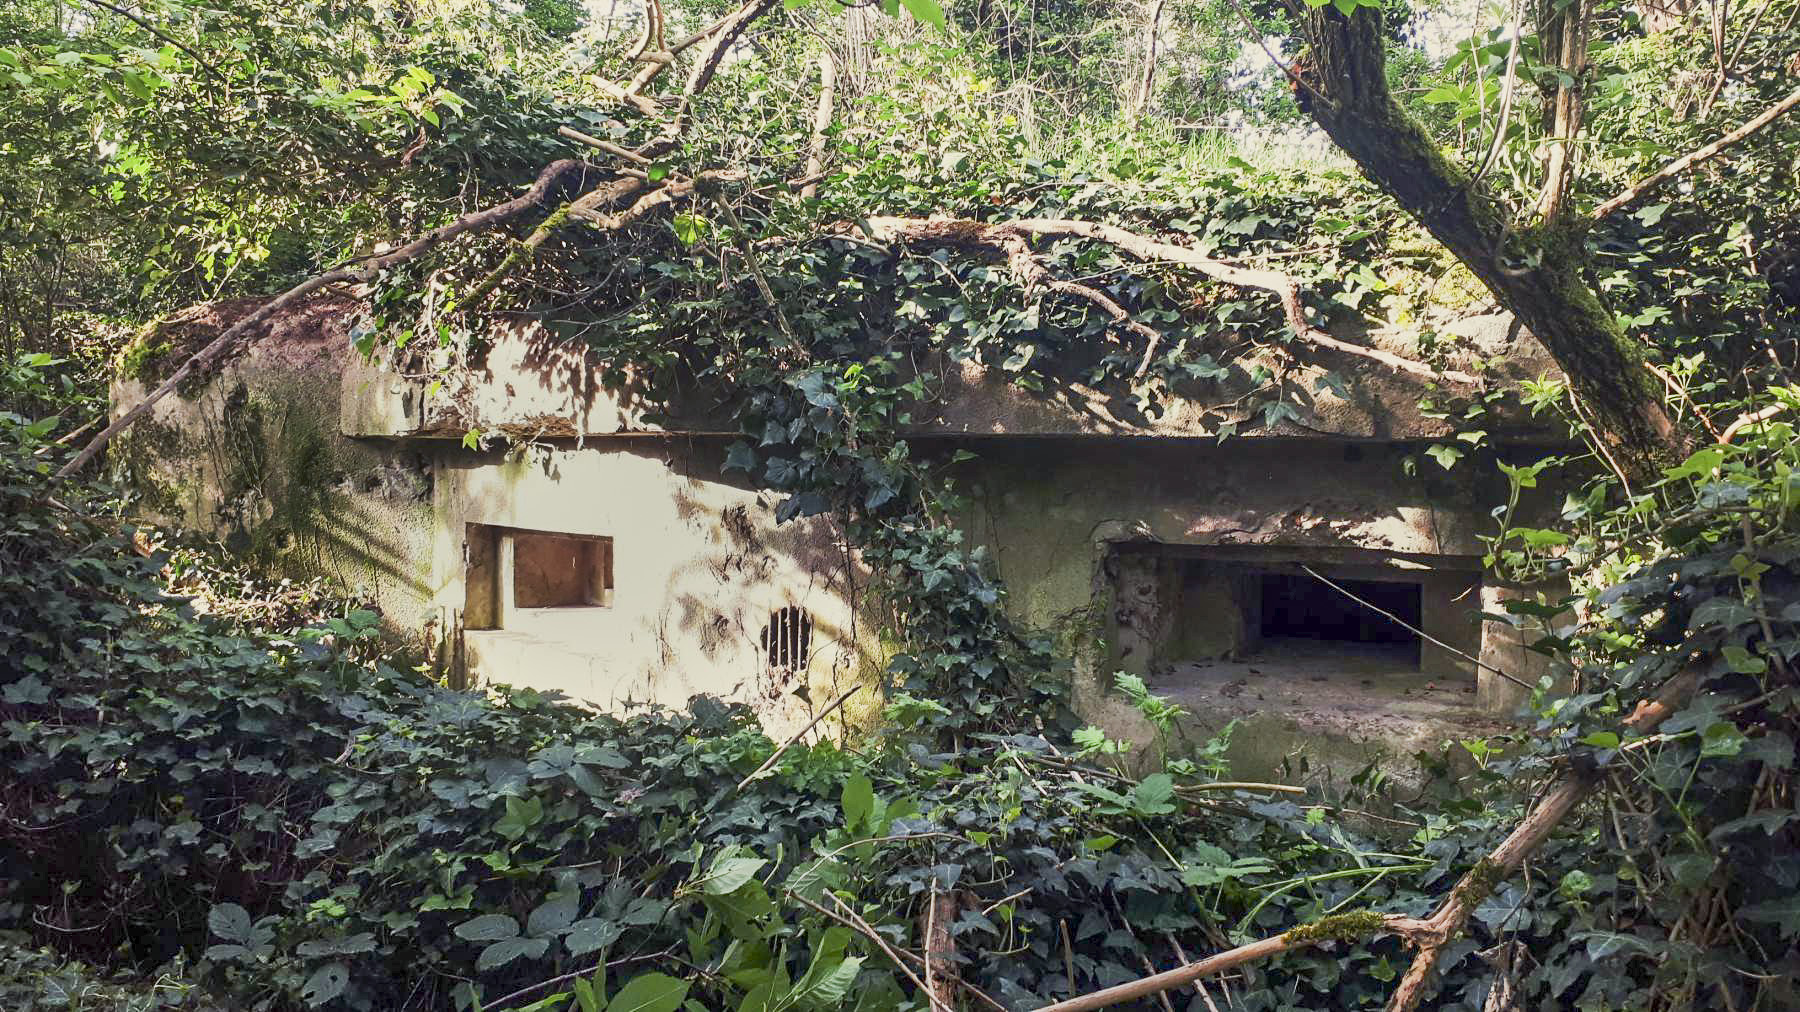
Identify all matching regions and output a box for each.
[609,972,691,1012]
[704,856,769,895]
[529,891,581,937]
[208,903,253,944]
[672,213,708,245]
[478,936,551,972]
[574,978,603,1012]
[793,956,863,1006]
[301,962,350,1007]
[897,0,945,27]
[1131,773,1177,816]
[456,914,521,942]
[567,918,623,956]
[1723,645,1767,674]
[841,773,874,829]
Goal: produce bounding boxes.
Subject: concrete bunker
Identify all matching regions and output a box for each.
[110,293,1569,753]
[1111,544,1485,725]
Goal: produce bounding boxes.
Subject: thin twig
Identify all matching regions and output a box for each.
[78,0,225,79]
[788,892,956,1012]
[558,125,653,164]
[1299,565,1534,692]
[790,892,1009,1012]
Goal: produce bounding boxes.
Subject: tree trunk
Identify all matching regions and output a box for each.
[1288,6,1686,479]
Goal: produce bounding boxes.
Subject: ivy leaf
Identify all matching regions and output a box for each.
[495,795,544,841]
[1425,444,1464,470]
[1722,645,1767,674]
[1689,597,1754,630]
[574,746,631,768]
[301,962,350,1007]
[1701,721,1747,758]
[1741,896,1800,936]
[567,764,608,797]
[724,441,757,472]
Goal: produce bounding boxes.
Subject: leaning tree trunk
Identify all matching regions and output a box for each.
[1288,6,1686,480]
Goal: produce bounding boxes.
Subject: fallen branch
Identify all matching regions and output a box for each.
[858,217,1479,385]
[1033,665,1700,1012]
[789,890,1010,1012]
[786,892,955,1012]
[57,159,605,479]
[1590,83,1800,222]
[1720,401,1790,444]
[733,684,862,793]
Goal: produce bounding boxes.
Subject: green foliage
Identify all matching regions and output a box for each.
[5,1,1800,1010]
[0,942,216,1011]
[0,363,1506,1011]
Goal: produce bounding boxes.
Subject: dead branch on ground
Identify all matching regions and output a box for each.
[1033,665,1700,1012]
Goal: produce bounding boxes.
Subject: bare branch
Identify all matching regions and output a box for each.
[859,216,1478,384]
[1590,82,1800,221]
[800,52,838,200]
[558,125,653,165]
[78,0,225,80]
[1720,401,1789,444]
[59,160,606,477]
[733,685,861,792]
[1381,665,1698,1012]
[1033,666,1700,1012]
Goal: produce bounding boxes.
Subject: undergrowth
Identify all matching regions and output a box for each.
[8,342,1800,1011]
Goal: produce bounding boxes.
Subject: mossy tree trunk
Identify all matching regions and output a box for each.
[1286,5,1686,480]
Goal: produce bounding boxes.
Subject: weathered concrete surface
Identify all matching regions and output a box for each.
[432,441,884,737]
[342,307,1564,445]
[917,313,1561,442]
[109,292,438,633]
[951,440,1534,782]
[1150,640,1507,778]
[115,292,1569,769]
